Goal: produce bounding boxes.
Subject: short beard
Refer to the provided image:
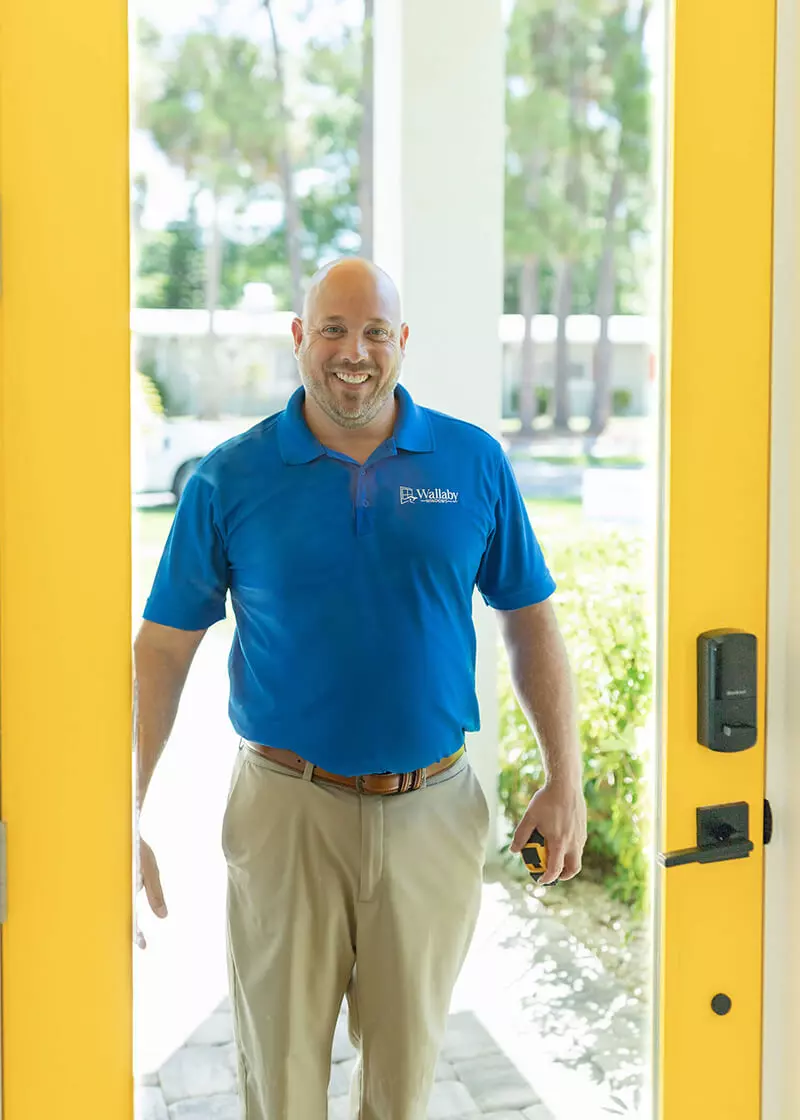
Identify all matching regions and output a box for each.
[301,363,400,430]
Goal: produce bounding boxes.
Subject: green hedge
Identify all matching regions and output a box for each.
[498,531,653,913]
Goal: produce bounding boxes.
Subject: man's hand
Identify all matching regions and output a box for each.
[135,835,168,949]
[509,780,587,885]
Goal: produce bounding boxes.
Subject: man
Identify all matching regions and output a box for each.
[134,257,587,1120]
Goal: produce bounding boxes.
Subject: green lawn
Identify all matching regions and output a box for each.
[525,497,584,538]
[508,452,645,468]
[133,504,176,553]
[133,505,176,615]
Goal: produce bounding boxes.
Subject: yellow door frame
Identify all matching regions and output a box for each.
[657,2,775,1117]
[0,2,133,1118]
[0,1,777,1118]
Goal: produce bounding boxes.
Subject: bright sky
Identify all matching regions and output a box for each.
[132,0,362,229]
[133,0,362,51]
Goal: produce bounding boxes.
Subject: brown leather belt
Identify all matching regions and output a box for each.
[243,741,466,795]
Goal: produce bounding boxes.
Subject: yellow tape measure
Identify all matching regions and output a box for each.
[521,828,548,883]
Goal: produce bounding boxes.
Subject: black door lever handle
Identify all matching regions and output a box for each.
[658,801,753,869]
[658,837,754,868]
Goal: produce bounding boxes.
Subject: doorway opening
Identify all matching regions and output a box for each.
[131,3,666,1117]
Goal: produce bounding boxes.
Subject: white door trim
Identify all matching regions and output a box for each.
[763,0,800,1113]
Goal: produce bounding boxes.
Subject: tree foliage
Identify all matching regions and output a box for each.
[134,0,654,434]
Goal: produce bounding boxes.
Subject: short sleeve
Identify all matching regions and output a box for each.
[143,471,229,630]
[476,451,556,610]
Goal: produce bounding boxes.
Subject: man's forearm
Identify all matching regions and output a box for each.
[500,602,582,788]
[133,646,192,813]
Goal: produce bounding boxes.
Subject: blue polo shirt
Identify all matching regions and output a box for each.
[143,384,556,775]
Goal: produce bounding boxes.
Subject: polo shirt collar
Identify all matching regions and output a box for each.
[277,382,434,465]
[277,387,326,464]
[393,383,435,453]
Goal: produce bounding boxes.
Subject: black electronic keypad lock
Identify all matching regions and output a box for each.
[698,629,757,751]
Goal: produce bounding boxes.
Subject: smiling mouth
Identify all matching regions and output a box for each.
[332,371,372,386]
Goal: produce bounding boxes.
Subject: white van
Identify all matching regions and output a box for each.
[131,373,256,500]
[133,414,256,500]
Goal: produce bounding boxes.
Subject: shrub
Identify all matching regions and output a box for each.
[612,388,633,415]
[136,369,165,416]
[507,385,551,419]
[498,531,653,913]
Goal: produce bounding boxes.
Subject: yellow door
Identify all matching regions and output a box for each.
[0,2,133,1118]
[656,2,775,1116]
[0,1,776,1118]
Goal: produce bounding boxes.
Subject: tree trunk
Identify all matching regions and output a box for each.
[553,257,573,431]
[588,273,614,437]
[637,0,652,38]
[263,0,303,314]
[131,174,147,309]
[589,166,625,435]
[358,0,374,260]
[551,73,585,434]
[132,173,147,252]
[588,0,650,435]
[518,256,539,434]
[204,195,222,329]
[200,192,223,419]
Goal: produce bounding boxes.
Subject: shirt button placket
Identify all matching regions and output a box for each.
[356,468,372,535]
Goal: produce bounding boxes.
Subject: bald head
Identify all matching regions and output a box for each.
[302,257,402,326]
[291,257,409,433]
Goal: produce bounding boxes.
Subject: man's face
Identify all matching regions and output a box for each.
[292,270,408,431]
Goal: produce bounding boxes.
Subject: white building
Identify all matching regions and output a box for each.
[132,307,654,420]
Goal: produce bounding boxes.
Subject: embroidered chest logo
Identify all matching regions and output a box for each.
[400,486,459,505]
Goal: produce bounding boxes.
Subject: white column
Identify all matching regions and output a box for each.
[374,0,506,856]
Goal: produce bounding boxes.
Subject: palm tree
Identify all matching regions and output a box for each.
[359,0,375,259]
[137,23,284,414]
[589,0,652,435]
[262,0,304,313]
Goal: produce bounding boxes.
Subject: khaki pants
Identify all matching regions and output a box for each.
[221,742,490,1120]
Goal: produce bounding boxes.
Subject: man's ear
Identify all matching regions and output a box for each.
[291,317,304,356]
[399,323,410,354]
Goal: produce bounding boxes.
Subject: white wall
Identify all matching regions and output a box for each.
[372,0,505,852]
[762,0,800,1112]
[133,319,651,420]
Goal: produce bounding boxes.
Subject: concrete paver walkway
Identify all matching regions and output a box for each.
[139,999,555,1119]
[138,874,648,1120]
